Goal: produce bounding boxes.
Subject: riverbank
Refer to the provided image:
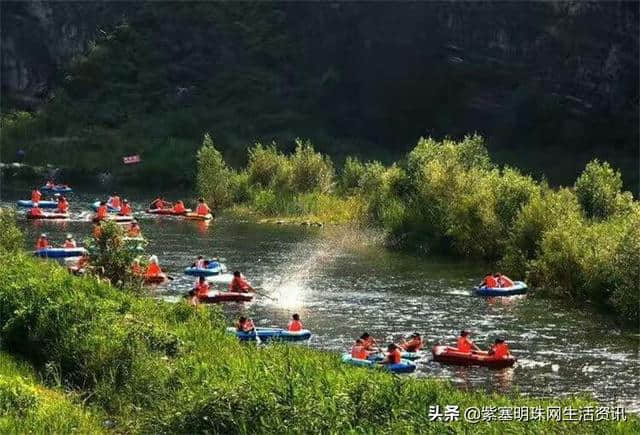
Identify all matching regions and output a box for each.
[0,250,637,433]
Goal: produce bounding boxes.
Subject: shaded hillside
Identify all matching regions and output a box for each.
[1,1,638,188]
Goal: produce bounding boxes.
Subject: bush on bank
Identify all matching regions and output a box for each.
[0,253,637,433]
[196,134,639,322]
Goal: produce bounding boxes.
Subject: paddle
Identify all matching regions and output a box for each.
[252,287,276,301]
[252,320,262,345]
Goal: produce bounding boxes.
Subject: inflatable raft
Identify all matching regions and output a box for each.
[92,215,135,223]
[474,281,528,297]
[17,200,58,209]
[431,345,516,369]
[184,212,213,221]
[147,208,191,216]
[91,201,120,213]
[34,247,87,258]
[198,291,253,303]
[368,351,424,361]
[226,327,311,342]
[27,212,69,220]
[41,185,72,194]
[341,354,416,373]
[184,260,227,277]
[144,274,169,284]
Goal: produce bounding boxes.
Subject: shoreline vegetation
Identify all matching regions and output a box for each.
[0,217,637,432]
[196,133,639,324]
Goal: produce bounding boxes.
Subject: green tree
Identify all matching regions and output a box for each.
[88,221,142,288]
[575,160,624,219]
[0,210,24,253]
[196,133,233,209]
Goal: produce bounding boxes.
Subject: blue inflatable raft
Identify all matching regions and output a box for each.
[367,351,424,361]
[91,201,120,213]
[226,327,311,342]
[184,260,227,277]
[17,200,58,209]
[34,247,87,258]
[41,185,72,194]
[341,354,416,373]
[475,281,528,297]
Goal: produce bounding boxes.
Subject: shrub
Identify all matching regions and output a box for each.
[0,210,23,253]
[196,133,234,208]
[289,139,335,193]
[610,207,640,322]
[339,156,366,194]
[246,143,291,192]
[575,159,627,219]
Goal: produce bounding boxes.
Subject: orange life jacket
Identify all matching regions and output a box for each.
[63,240,76,248]
[288,320,303,332]
[131,263,143,276]
[229,276,250,293]
[127,226,141,237]
[31,190,41,202]
[351,344,368,360]
[120,203,132,216]
[362,337,376,351]
[57,200,69,213]
[35,238,49,250]
[30,207,43,216]
[173,202,186,213]
[483,275,498,288]
[491,343,510,358]
[196,203,210,216]
[457,336,472,353]
[97,205,108,219]
[145,263,162,277]
[403,337,423,352]
[195,282,210,298]
[109,196,121,209]
[387,349,402,364]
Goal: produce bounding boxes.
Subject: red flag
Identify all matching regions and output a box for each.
[123,155,141,164]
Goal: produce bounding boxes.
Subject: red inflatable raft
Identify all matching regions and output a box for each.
[27,212,70,220]
[146,208,191,216]
[431,345,516,369]
[144,274,169,284]
[92,215,136,223]
[198,291,253,303]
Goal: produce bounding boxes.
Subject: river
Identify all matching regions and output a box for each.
[2,191,638,412]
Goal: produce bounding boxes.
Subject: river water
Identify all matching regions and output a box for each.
[2,192,638,412]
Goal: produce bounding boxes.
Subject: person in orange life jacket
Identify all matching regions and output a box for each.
[35,233,49,250]
[173,200,186,213]
[229,271,254,293]
[288,313,303,332]
[145,255,163,278]
[236,316,255,332]
[380,343,402,365]
[57,196,69,213]
[131,258,143,277]
[72,252,90,275]
[63,234,76,248]
[488,338,511,358]
[31,188,42,203]
[188,276,210,304]
[119,199,132,216]
[495,273,514,288]
[127,221,141,237]
[150,196,166,210]
[29,204,43,217]
[92,222,102,239]
[96,201,108,220]
[108,193,121,210]
[456,330,482,353]
[401,332,423,352]
[351,339,369,360]
[360,333,378,352]
[481,273,498,288]
[195,198,211,216]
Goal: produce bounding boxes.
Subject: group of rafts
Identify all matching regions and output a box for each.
[23,182,528,374]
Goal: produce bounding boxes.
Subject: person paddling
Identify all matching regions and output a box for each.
[229,271,254,293]
[351,339,369,360]
[150,196,166,210]
[495,273,514,288]
[456,330,482,353]
[31,188,41,203]
[120,199,132,216]
[63,234,77,248]
[127,221,142,237]
[288,313,303,332]
[380,343,402,365]
[108,193,121,210]
[236,316,255,332]
[193,255,206,269]
[173,200,187,214]
[480,273,498,288]
[35,233,49,250]
[145,255,163,278]
[360,333,379,352]
[488,338,512,358]
[195,198,211,216]
[95,201,108,221]
[189,276,211,304]
[400,332,423,352]
[29,204,43,217]
[57,196,69,213]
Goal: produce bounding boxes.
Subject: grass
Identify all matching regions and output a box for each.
[0,252,638,433]
[0,352,105,434]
